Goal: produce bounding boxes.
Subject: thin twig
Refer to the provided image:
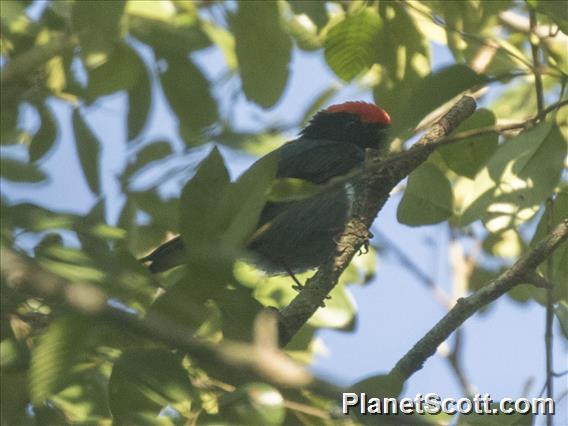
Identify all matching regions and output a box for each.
[441,99,568,144]
[377,230,453,309]
[530,9,545,116]
[390,219,568,381]
[544,199,555,426]
[530,9,555,426]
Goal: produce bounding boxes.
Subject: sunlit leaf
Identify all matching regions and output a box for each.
[288,0,328,28]
[72,0,125,68]
[267,177,322,202]
[72,110,102,195]
[309,284,356,330]
[108,349,194,423]
[389,65,486,138]
[202,21,237,70]
[438,108,498,178]
[128,10,211,56]
[51,368,111,423]
[285,12,322,51]
[528,0,568,35]
[232,2,292,107]
[482,228,524,258]
[324,8,382,81]
[397,162,453,226]
[219,383,285,426]
[29,315,91,404]
[460,123,566,231]
[125,0,176,21]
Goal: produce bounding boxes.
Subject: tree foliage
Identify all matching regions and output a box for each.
[1,1,567,424]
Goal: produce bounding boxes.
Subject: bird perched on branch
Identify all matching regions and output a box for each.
[142,101,391,277]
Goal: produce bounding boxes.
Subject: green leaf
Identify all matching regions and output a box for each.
[397,162,453,226]
[438,109,498,178]
[179,147,231,250]
[350,371,404,400]
[390,65,486,139]
[179,148,276,250]
[108,349,194,424]
[2,202,76,232]
[128,14,211,56]
[30,102,58,163]
[1,88,21,145]
[124,140,173,179]
[556,300,568,339]
[1,158,47,183]
[72,110,102,195]
[51,368,111,423]
[324,8,382,81]
[29,314,91,404]
[220,383,285,426]
[267,177,322,202]
[232,2,292,108]
[377,3,430,86]
[529,186,568,302]
[309,284,356,330]
[223,152,278,247]
[460,123,566,231]
[288,0,328,28]
[300,86,338,126]
[216,287,265,341]
[482,229,523,259]
[71,0,125,69]
[127,57,152,141]
[160,54,218,142]
[347,372,406,420]
[86,43,144,100]
[528,0,568,35]
[202,21,237,70]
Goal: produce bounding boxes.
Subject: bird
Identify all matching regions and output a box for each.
[142,101,391,277]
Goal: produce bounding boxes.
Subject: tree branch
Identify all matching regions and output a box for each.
[390,219,568,381]
[441,98,568,145]
[278,96,477,345]
[0,248,340,397]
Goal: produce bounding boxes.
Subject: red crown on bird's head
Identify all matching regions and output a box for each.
[324,101,391,125]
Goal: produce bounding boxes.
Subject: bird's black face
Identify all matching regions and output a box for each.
[301,111,390,150]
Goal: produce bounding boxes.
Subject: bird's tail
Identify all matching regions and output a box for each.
[140,235,185,273]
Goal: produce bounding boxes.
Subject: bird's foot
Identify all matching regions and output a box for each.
[284,267,304,292]
[358,230,374,255]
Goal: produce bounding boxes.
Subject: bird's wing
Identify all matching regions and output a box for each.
[275,139,364,184]
[256,140,364,227]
